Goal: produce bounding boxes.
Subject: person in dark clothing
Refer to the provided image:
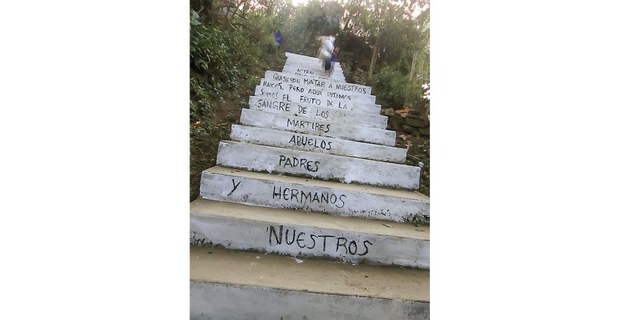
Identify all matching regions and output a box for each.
[327,47,340,76]
[274,30,283,49]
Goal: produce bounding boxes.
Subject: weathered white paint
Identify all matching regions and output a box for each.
[285,56,342,73]
[283,64,346,79]
[255,83,379,109]
[282,59,346,82]
[191,282,429,320]
[259,77,372,104]
[254,86,380,114]
[215,140,420,190]
[200,166,430,221]
[282,65,346,81]
[265,70,373,96]
[285,52,345,72]
[258,78,374,104]
[190,199,430,268]
[284,56,345,72]
[247,96,386,129]
[229,125,405,163]
[283,71,345,83]
[240,109,396,146]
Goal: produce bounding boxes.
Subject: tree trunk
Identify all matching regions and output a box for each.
[367,38,379,83]
[406,52,417,107]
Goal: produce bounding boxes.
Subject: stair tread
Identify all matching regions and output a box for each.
[191,198,429,240]
[190,246,429,302]
[216,140,420,190]
[207,166,428,201]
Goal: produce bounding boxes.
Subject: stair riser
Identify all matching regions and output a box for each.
[240,109,396,146]
[283,63,345,78]
[248,96,385,128]
[191,282,429,320]
[285,55,344,67]
[200,171,429,222]
[259,78,374,104]
[216,141,420,190]
[254,86,380,114]
[229,125,405,163]
[265,70,372,96]
[282,68,345,82]
[190,214,430,268]
[283,72,345,82]
[285,57,344,69]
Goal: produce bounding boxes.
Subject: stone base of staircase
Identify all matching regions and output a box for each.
[190,246,429,320]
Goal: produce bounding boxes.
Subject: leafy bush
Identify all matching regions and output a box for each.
[372,65,427,110]
[372,66,410,108]
[190,13,242,93]
[189,7,286,200]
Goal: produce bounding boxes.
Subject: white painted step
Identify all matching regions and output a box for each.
[247,96,386,129]
[285,57,344,73]
[283,57,342,72]
[282,65,346,81]
[285,58,344,72]
[200,166,430,222]
[191,246,429,320]
[254,86,380,114]
[230,125,404,163]
[190,199,430,268]
[240,109,396,146]
[286,51,340,64]
[258,78,374,104]
[265,70,373,96]
[216,140,420,190]
[282,67,344,79]
[284,52,345,72]
[282,68,346,83]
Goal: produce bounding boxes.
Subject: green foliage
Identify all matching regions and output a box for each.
[190,120,229,201]
[408,137,430,197]
[189,74,211,122]
[281,0,344,55]
[372,66,408,107]
[371,62,429,113]
[189,5,286,200]
[189,8,280,121]
[190,13,241,93]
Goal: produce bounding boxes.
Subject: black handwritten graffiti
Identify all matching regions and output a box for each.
[277,155,319,172]
[288,134,332,150]
[285,118,330,133]
[266,225,373,256]
[227,179,241,196]
[272,186,346,208]
[256,98,291,112]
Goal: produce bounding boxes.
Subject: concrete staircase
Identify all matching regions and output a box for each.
[190,52,430,319]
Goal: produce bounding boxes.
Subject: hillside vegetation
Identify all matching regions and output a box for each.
[190,0,430,200]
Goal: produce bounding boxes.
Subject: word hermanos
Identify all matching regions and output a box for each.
[267,225,373,256]
[288,134,332,150]
[278,155,319,172]
[272,186,347,208]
